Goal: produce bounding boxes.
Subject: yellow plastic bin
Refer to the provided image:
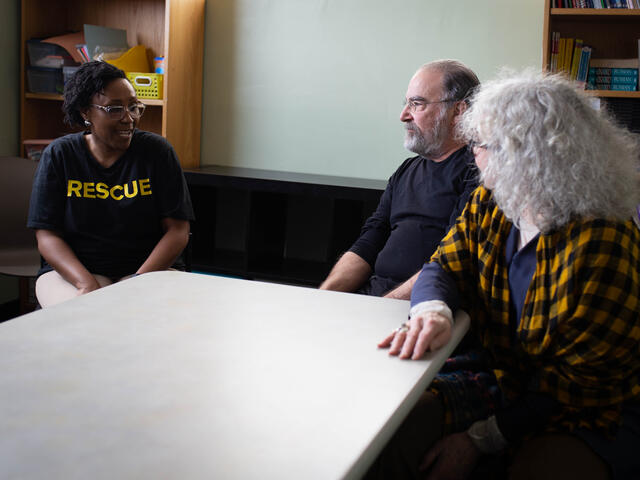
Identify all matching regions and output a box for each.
[126,72,164,99]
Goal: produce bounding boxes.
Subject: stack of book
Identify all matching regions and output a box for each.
[553,0,640,7]
[549,34,592,87]
[586,59,639,91]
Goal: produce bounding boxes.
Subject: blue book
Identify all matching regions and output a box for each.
[576,46,592,84]
[608,84,637,91]
[588,74,638,84]
[588,83,637,91]
[589,67,638,76]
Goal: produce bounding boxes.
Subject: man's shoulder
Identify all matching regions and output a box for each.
[386,147,477,192]
[397,154,424,170]
[440,146,475,170]
[393,147,475,177]
[401,146,474,170]
[391,155,424,178]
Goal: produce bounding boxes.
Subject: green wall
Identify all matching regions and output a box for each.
[0,0,19,304]
[201,0,544,180]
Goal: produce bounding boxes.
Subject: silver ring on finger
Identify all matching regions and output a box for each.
[395,323,409,334]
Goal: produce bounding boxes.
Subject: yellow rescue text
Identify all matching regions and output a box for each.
[67,179,152,200]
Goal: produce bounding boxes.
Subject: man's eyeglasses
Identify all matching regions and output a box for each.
[402,97,458,113]
[91,102,146,120]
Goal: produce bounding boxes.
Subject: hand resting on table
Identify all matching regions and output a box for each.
[378,311,452,360]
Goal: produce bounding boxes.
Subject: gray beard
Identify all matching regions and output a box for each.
[403,108,450,159]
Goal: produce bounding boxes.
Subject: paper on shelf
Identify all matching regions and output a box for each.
[83,24,128,61]
[42,32,85,64]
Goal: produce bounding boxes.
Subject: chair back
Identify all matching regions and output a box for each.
[0,156,40,276]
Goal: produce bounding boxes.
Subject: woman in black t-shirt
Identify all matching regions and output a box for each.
[27,61,194,307]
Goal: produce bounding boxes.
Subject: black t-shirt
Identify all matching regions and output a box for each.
[27,130,195,278]
[349,146,477,296]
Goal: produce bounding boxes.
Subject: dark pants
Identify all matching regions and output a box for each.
[364,392,611,480]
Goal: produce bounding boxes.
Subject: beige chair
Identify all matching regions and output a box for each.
[0,156,41,313]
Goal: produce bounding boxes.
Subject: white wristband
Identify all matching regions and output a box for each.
[467,415,509,454]
[409,300,453,328]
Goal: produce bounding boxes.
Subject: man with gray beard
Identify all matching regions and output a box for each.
[320,60,479,298]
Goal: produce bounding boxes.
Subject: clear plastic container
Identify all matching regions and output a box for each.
[27,40,75,68]
[63,66,80,85]
[27,67,64,94]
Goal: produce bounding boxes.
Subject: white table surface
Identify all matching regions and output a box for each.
[0,271,469,480]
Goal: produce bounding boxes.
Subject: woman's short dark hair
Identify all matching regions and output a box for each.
[62,61,127,127]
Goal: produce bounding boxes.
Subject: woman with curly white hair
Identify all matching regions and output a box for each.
[368,71,640,479]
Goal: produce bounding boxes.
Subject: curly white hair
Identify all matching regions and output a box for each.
[461,69,640,232]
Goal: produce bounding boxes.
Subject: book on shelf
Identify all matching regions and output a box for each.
[590,58,639,68]
[570,39,584,80]
[550,34,578,75]
[587,59,639,89]
[588,84,638,91]
[549,34,595,85]
[557,0,640,6]
[589,79,639,89]
[76,44,89,63]
[589,68,638,78]
[550,32,560,73]
[588,75,638,84]
[558,37,566,74]
[576,46,593,88]
[563,38,574,74]
[587,72,638,90]
[614,0,639,7]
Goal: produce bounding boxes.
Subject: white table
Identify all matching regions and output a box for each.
[0,271,469,480]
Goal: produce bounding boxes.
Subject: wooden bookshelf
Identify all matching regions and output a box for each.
[550,8,640,15]
[20,0,204,168]
[543,0,640,99]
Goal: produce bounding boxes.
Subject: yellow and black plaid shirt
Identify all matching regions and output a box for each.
[431,186,640,435]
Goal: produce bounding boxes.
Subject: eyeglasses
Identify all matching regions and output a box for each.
[402,97,458,113]
[469,139,490,150]
[91,102,146,120]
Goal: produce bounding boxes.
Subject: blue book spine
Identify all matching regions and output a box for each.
[588,75,638,84]
[588,84,637,91]
[576,47,592,82]
[589,67,638,76]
